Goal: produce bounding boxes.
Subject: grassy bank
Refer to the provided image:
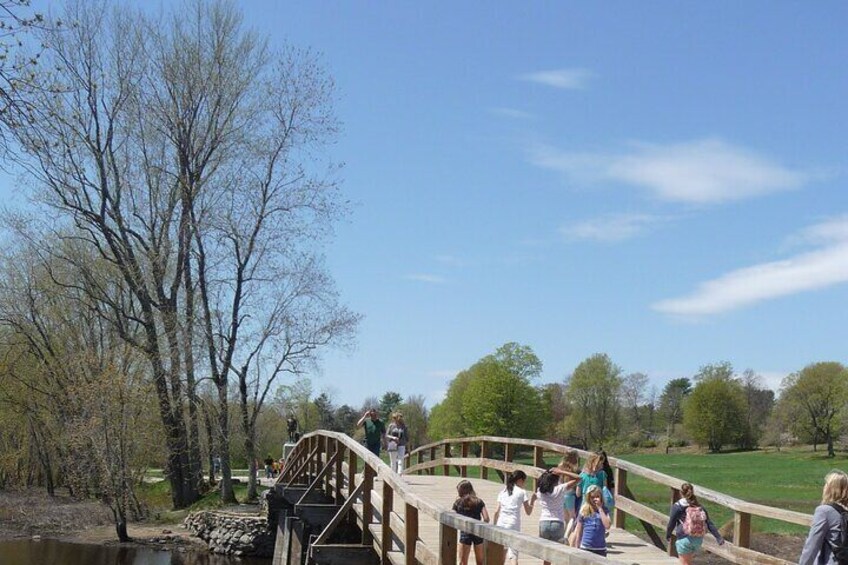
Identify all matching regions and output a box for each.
[137,480,258,524]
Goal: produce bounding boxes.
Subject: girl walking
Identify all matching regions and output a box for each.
[452,480,490,565]
[557,450,580,522]
[493,470,533,564]
[665,482,724,565]
[571,485,611,556]
[531,470,569,565]
[798,470,848,565]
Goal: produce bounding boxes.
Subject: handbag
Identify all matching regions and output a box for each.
[387,440,398,451]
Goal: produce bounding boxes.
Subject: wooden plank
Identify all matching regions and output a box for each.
[480,441,488,480]
[362,466,375,546]
[313,482,365,545]
[382,480,394,564]
[404,503,418,565]
[460,442,469,478]
[296,450,341,506]
[438,522,456,565]
[613,467,626,529]
[443,443,451,477]
[484,540,505,565]
[734,511,752,548]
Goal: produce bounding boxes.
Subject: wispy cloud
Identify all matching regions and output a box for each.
[529,138,811,204]
[560,213,664,243]
[489,107,535,120]
[518,68,593,90]
[404,273,447,284]
[654,215,848,316]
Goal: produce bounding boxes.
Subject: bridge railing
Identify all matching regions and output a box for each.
[278,430,624,565]
[406,436,812,565]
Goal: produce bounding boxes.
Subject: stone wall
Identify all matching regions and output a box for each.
[183,511,275,558]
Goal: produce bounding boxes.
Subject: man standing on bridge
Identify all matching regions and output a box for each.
[357,408,386,457]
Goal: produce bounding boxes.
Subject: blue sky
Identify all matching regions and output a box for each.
[257,1,847,407]
[6,2,848,408]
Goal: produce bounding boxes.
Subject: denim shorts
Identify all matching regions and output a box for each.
[459,532,484,546]
[539,520,565,542]
[675,536,703,555]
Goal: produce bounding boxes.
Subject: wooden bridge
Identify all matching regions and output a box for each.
[272,432,812,565]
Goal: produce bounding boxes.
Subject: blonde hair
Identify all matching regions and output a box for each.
[579,485,603,517]
[584,452,603,473]
[559,450,579,474]
[822,470,848,506]
[392,412,404,424]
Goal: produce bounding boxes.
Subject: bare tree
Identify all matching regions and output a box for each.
[621,372,648,431]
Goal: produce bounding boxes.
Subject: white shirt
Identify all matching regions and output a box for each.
[496,487,527,529]
[537,483,568,522]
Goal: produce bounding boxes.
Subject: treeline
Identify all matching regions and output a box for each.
[0,0,357,541]
[427,343,848,457]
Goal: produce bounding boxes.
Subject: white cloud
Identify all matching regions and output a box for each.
[654,216,848,316]
[529,138,810,204]
[489,107,535,120]
[518,68,593,90]
[404,273,447,284]
[560,213,662,242]
[434,255,466,268]
[757,371,791,392]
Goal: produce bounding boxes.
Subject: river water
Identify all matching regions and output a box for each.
[0,538,271,565]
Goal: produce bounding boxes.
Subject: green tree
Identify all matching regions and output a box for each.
[659,377,692,453]
[397,395,430,449]
[379,391,404,419]
[462,359,544,439]
[683,365,747,452]
[779,362,848,457]
[482,342,543,380]
[738,369,775,450]
[564,353,622,449]
[428,370,472,440]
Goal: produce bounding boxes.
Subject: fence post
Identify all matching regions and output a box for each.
[334,439,344,503]
[668,487,680,557]
[362,466,375,546]
[381,481,393,564]
[405,503,419,565]
[734,511,751,548]
[483,540,505,565]
[438,523,457,565]
[417,450,424,476]
[347,449,357,497]
[504,443,514,483]
[460,442,469,477]
[443,442,451,476]
[429,446,437,476]
[614,467,627,528]
[480,441,489,480]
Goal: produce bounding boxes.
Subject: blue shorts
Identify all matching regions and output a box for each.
[564,491,576,512]
[675,536,703,555]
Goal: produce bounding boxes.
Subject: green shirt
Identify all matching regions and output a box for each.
[363,418,385,446]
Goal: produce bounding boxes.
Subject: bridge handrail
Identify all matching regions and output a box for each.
[280,430,625,565]
[406,435,810,564]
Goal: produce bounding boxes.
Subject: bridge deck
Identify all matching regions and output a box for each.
[372,474,678,565]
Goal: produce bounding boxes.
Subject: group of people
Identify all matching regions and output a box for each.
[356,407,409,473]
[451,449,728,565]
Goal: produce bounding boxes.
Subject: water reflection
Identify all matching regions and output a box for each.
[0,539,271,565]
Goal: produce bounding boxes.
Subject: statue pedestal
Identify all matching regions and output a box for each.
[282,442,296,461]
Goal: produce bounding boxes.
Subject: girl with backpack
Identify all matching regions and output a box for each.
[799,470,848,565]
[571,485,611,556]
[452,480,490,565]
[665,483,724,564]
[493,470,533,564]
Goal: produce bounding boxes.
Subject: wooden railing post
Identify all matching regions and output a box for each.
[347,449,357,497]
[734,511,751,548]
[362,466,375,546]
[443,442,452,476]
[460,442,469,477]
[480,441,488,480]
[429,446,437,476]
[381,481,393,563]
[334,439,344,503]
[614,467,627,528]
[504,444,514,483]
[404,503,418,565]
[483,540,505,565]
[533,446,544,490]
[438,522,457,565]
[668,487,680,557]
[416,450,424,476]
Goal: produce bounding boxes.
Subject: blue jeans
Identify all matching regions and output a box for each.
[539,520,565,542]
[367,443,381,456]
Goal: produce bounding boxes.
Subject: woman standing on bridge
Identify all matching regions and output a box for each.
[665,482,724,565]
[493,470,533,564]
[798,470,848,565]
[386,412,409,474]
[571,485,611,557]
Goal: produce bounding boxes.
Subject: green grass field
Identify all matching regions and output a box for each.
[412,447,847,535]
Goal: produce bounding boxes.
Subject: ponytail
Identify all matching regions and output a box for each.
[506,470,527,496]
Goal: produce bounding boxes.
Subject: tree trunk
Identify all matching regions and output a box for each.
[826,430,835,458]
[217,381,237,504]
[204,407,216,483]
[244,433,258,501]
[115,520,131,543]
